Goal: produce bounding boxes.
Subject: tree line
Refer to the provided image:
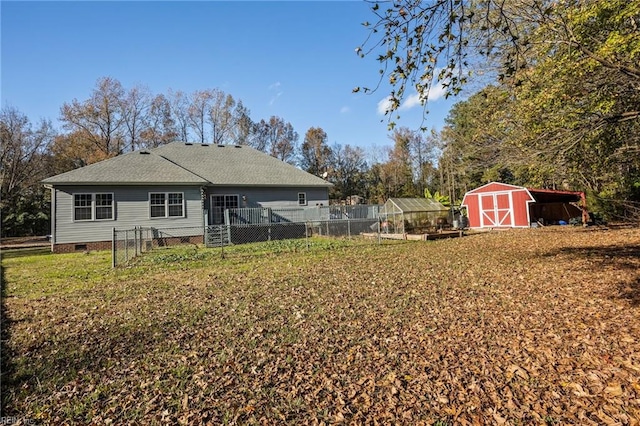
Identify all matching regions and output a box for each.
[357,0,640,220]
[3,0,639,237]
[0,77,448,237]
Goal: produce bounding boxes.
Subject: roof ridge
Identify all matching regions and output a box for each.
[156,152,211,184]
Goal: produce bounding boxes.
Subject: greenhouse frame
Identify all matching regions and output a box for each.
[380,198,450,235]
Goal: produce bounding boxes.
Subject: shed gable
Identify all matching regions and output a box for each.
[461,182,534,228]
[466,182,527,194]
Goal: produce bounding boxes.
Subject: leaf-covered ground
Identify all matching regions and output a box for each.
[2,227,640,424]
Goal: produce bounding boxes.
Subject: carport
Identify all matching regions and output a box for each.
[528,188,588,226]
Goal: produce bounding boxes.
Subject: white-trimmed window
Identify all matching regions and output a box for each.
[298,192,307,206]
[211,194,239,225]
[74,193,114,221]
[150,192,184,218]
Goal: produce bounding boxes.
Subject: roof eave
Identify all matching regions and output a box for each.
[205,183,333,188]
[42,181,207,186]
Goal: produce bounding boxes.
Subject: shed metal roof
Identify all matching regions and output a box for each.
[385,197,449,213]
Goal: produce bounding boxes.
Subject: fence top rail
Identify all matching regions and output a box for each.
[225,205,381,224]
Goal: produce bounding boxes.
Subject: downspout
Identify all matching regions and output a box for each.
[200,186,208,224]
[44,184,55,252]
[200,186,207,243]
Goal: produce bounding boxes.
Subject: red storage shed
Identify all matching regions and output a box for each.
[461,182,587,229]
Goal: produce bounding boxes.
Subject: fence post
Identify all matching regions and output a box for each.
[112,227,116,268]
[220,225,225,259]
[305,222,310,250]
[125,229,129,262]
[203,209,208,246]
[224,210,232,244]
[347,217,351,238]
[134,226,138,257]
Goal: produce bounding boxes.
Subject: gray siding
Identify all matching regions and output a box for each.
[205,186,328,208]
[53,185,204,244]
[52,184,328,243]
[203,186,329,225]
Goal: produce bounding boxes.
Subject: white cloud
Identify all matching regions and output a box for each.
[268,82,282,106]
[340,106,350,114]
[377,96,392,115]
[377,80,449,115]
[401,82,448,110]
[399,93,423,110]
[269,92,282,106]
[427,82,447,101]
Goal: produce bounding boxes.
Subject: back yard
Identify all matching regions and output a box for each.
[2,227,640,424]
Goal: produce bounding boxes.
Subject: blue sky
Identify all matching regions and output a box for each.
[2,1,460,152]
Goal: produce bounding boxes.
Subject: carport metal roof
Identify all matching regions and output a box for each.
[527,188,585,204]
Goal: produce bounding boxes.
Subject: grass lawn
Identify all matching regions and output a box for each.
[2,227,640,424]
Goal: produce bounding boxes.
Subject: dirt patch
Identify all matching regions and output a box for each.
[0,236,50,249]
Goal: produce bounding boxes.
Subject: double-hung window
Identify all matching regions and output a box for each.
[74,193,114,221]
[298,192,307,206]
[150,192,184,218]
[95,194,114,219]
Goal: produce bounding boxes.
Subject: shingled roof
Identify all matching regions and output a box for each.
[43,142,332,187]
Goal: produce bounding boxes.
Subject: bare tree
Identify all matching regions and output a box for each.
[120,84,151,152]
[250,119,271,152]
[1,106,56,235]
[188,89,213,144]
[232,101,253,146]
[300,127,332,176]
[209,89,235,145]
[266,116,298,164]
[60,76,125,156]
[169,89,191,143]
[328,143,368,200]
[141,94,177,148]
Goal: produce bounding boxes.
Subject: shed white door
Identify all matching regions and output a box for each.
[479,192,513,227]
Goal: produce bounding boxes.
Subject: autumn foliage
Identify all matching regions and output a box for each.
[2,227,640,424]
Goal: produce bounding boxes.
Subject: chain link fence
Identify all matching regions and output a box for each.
[112,205,390,267]
[205,219,380,246]
[225,205,381,224]
[112,226,204,267]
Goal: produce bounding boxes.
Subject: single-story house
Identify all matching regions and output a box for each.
[461,182,588,229]
[42,142,332,252]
